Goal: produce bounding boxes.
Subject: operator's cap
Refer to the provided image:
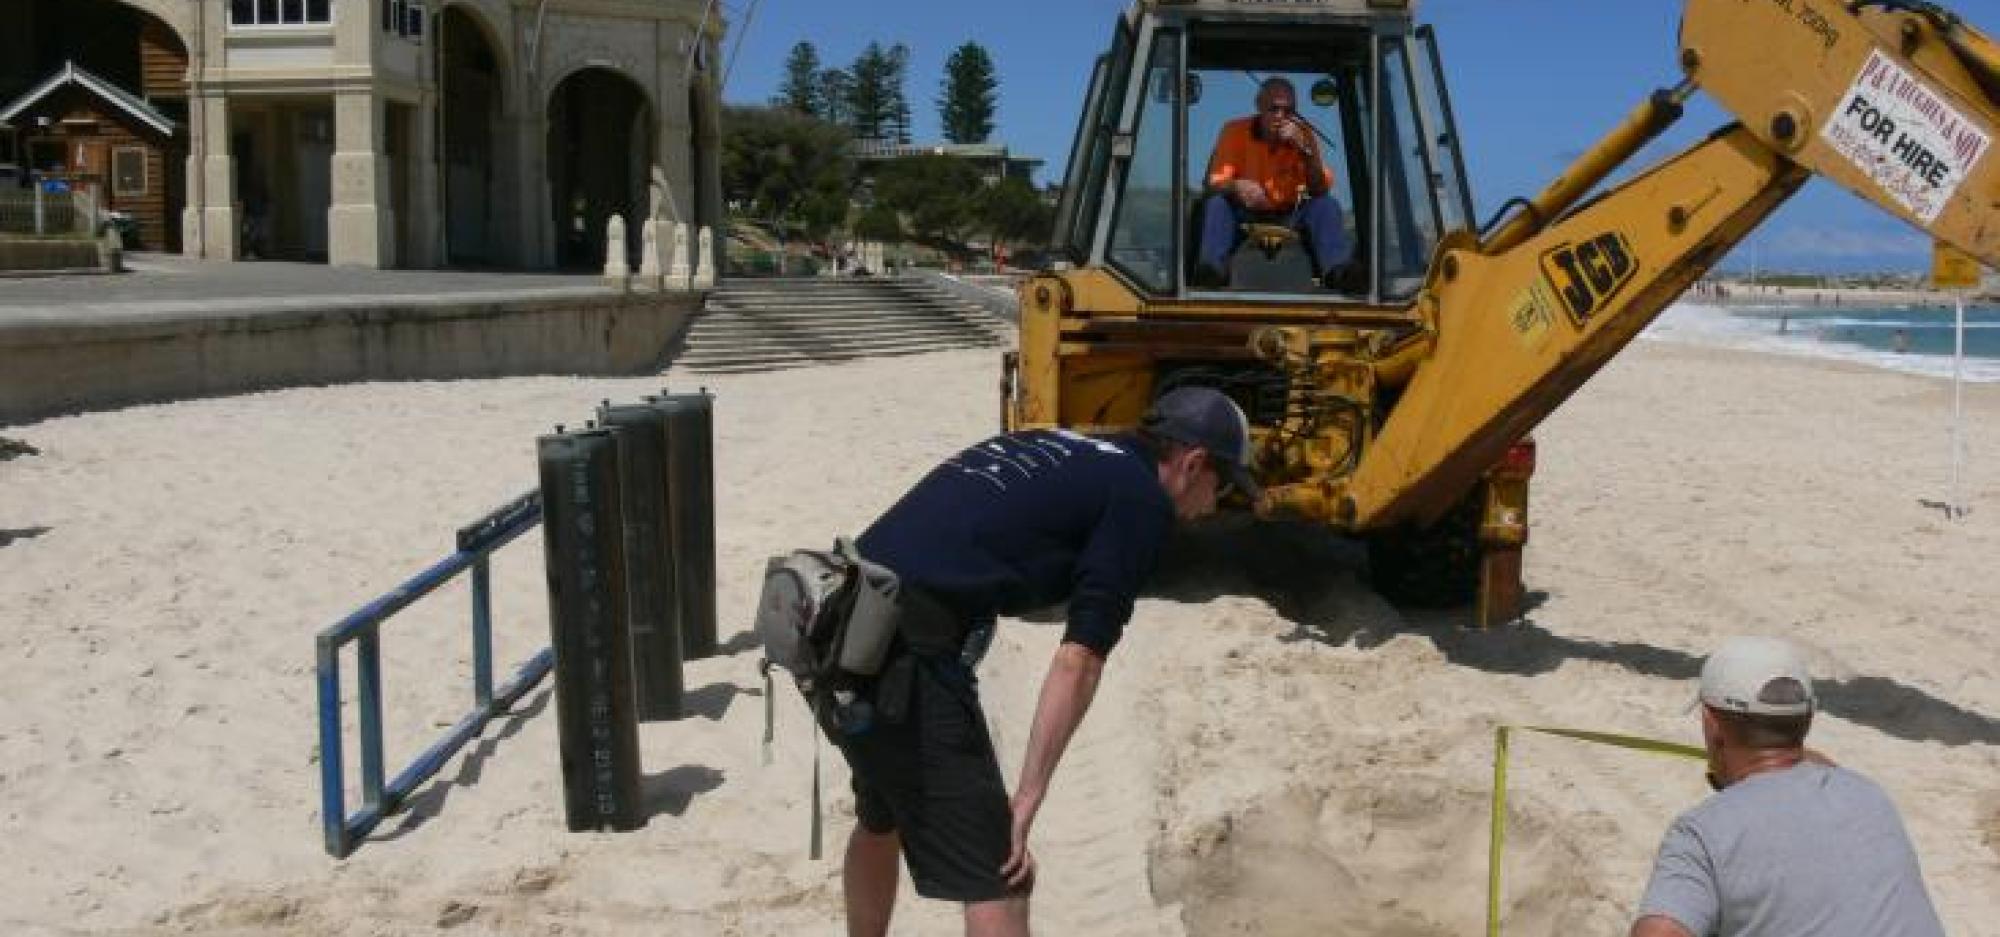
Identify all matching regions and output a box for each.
[1142,386,1260,499]
[1697,636,1817,717]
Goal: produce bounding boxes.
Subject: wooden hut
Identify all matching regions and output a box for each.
[0,62,184,251]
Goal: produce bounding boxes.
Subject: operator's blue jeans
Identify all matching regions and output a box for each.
[1196,193,1353,276]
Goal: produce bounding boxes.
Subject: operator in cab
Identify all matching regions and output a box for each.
[1193,77,1354,291]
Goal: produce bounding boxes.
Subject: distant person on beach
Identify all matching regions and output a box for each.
[1630,637,1945,937]
[832,387,1258,937]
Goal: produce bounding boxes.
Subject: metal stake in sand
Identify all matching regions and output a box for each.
[599,400,687,722]
[1951,288,1966,519]
[1931,240,1978,520]
[538,426,646,832]
[1487,725,1705,936]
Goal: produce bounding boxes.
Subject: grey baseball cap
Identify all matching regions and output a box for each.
[1698,636,1817,717]
[1142,386,1260,499]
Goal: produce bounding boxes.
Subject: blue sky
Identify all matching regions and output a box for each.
[719,0,2000,273]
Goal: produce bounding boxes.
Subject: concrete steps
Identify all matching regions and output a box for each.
[670,275,1013,374]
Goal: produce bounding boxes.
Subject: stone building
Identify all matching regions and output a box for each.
[0,0,725,269]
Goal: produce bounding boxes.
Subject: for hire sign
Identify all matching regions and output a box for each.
[1821,50,1991,224]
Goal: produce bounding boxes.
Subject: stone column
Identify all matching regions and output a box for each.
[329,90,391,267]
[668,222,690,289]
[184,92,237,260]
[523,110,554,269]
[409,91,442,268]
[637,216,664,288]
[603,213,630,283]
[692,226,714,288]
[490,106,525,268]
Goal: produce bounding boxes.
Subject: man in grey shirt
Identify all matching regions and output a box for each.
[1632,636,1945,937]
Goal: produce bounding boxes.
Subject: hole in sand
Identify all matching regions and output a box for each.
[1150,778,1621,935]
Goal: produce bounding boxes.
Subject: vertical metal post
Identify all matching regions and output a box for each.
[472,558,495,710]
[601,402,685,721]
[33,178,45,235]
[1950,290,1967,519]
[358,631,386,809]
[648,391,718,662]
[316,637,348,857]
[539,427,645,832]
[1487,725,1511,937]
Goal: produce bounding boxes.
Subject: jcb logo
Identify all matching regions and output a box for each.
[1539,232,1638,323]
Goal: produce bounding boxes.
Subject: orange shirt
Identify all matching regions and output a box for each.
[1205,116,1335,211]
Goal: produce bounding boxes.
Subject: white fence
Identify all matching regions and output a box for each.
[0,187,97,237]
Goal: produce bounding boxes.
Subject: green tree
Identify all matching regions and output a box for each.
[819,67,854,127]
[845,42,898,141]
[853,202,905,243]
[938,42,998,144]
[775,42,824,117]
[975,176,1053,247]
[872,155,988,257]
[720,105,855,241]
[885,43,914,145]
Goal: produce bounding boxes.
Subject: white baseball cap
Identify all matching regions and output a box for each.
[1697,636,1816,717]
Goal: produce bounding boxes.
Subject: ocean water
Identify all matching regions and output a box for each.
[1645,301,2000,383]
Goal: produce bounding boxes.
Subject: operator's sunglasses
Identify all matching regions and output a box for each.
[1264,104,1296,116]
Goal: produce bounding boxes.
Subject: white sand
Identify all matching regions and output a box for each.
[1,333,1995,935]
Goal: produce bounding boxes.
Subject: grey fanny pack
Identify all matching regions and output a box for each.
[753,538,953,858]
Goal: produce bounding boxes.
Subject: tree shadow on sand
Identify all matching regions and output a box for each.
[1145,519,2000,748]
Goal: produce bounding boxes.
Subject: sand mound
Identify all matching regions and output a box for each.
[1150,779,1614,936]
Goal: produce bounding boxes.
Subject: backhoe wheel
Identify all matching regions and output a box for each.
[1367,488,1482,608]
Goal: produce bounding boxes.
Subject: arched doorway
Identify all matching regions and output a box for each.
[546,68,651,271]
[4,0,189,251]
[438,5,504,266]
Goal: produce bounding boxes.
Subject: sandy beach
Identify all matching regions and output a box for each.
[2,319,1996,935]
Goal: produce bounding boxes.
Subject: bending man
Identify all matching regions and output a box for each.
[836,387,1259,937]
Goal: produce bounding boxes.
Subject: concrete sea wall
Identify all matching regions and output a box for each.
[0,291,700,425]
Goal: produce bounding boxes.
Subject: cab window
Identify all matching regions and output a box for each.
[1056,17,1137,263]
[1107,30,1182,292]
[1182,23,1371,296]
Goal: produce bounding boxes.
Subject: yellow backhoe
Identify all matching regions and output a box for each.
[1003,0,2000,625]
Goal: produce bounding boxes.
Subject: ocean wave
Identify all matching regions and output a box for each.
[1777,318,2000,331]
[1643,302,2000,383]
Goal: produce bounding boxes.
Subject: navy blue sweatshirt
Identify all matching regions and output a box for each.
[855,429,1175,657]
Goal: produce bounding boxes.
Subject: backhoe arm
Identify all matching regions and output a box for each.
[1332,0,2000,531]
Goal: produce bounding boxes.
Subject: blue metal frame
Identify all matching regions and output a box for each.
[315,490,551,858]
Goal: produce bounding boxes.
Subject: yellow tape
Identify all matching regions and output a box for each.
[1487,725,1705,937]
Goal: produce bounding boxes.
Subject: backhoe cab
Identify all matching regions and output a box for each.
[1051,0,1468,301]
[1013,0,1515,619]
[1007,0,2000,625]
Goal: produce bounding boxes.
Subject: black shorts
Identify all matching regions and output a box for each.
[836,654,1012,903]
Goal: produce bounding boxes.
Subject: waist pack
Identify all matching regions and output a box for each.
[755,538,901,694]
[753,538,904,859]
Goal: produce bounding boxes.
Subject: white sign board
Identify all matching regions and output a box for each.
[1820,51,1992,223]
